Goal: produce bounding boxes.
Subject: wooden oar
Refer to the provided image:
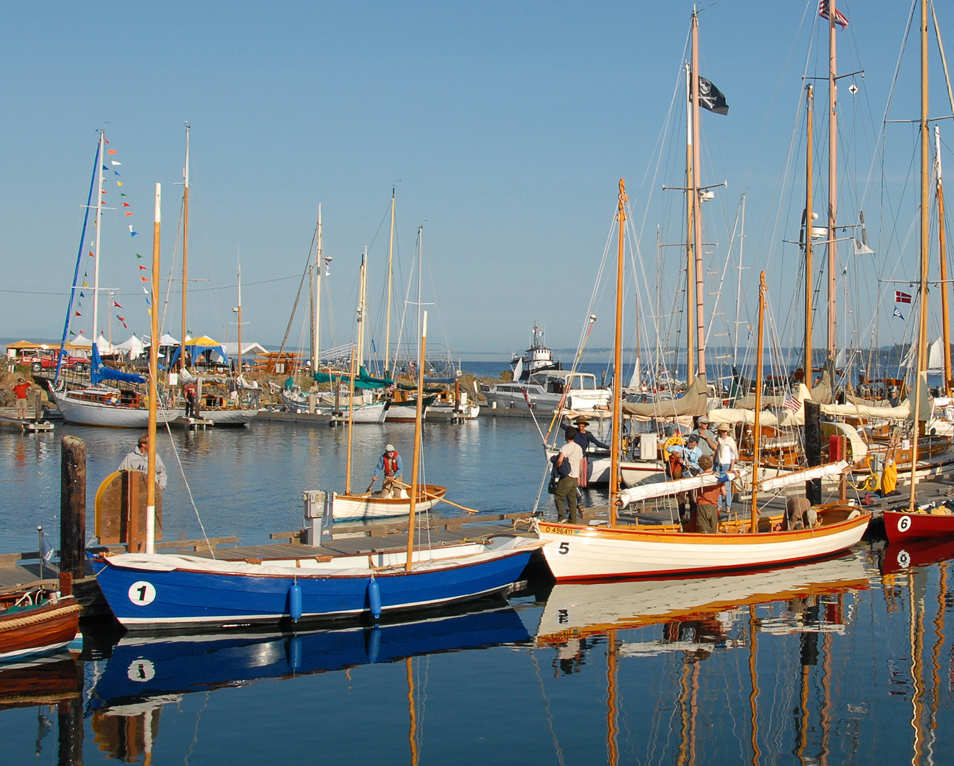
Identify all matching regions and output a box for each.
[393,479,479,514]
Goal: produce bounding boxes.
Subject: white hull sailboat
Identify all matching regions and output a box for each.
[52,387,181,428]
[331,484,447,521]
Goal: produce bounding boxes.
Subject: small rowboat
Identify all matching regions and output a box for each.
[332,484,448,521]
[0,589,81,663]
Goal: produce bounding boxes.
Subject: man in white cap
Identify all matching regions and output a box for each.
[691,415,717,458]
[368,443,403,496]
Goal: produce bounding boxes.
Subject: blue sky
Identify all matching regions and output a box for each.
[1,1,949,364]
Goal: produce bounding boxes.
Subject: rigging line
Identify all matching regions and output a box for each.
[529,649,567,766]
[859,0,918,212]
[934,1,954,117]
[703,195,743,350]
[277,221,321,359]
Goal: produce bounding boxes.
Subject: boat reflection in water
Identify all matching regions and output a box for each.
[89,603,529,713]
[536,550,873,654]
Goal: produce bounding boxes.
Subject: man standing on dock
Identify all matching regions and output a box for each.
[119,433,168,490]
[12,377,30,420]
[368,443,403,497]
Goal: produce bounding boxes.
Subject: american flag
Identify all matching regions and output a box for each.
[783,393,802,413]
[818,1,848,28]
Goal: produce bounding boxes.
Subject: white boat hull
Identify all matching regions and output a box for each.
[199,408,259,426]
[534,509,869,582]
[332,485,447,521]
[325,402,388,423]
[53,390,182,428]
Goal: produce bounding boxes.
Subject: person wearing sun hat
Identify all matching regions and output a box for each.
[714,423,739,511]
[368,443,403,496]
[572,415,608,488]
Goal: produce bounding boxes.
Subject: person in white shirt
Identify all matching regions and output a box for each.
[118,433,168,490]
[554,427,584,523]
[714,423,738,511]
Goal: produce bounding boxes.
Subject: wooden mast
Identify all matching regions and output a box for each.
[908,0,930,512]
[805,83,815,384]
[405,311,427,571]
[345,346,356,495]
[826,0,839,361]
[180,123,190,372]
[750,271,766,534]
[356,248,368,369]
[146,182,161,555]
[690,8,706,379]
[385,188,396,375]
[685,64,696,385]
[609,179,626,526]
[935,126,951,396]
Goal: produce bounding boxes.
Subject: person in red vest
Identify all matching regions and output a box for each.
[367,443,403,497]
[12,377,30,420]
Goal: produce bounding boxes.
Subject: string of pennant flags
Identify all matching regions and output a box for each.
[70,134,147,341]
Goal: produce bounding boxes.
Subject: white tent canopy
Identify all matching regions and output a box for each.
[113,334,145,360]
[222,341,267,357]
[95,334,115,355]
[71,333,93,347]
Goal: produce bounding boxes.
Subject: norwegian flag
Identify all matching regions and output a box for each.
[783,393,802,413]
[895,290,912,304]
[818,1,848,28]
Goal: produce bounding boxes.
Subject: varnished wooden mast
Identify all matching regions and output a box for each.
[610,179,626,526]
[146,183,161,555]
[826,0,839,360]
[750,271,766,534]
[405,311,427,571]
[908,0,930,512]
[805,84,815,383]
[690,9,706,378]
[685,64,696,385]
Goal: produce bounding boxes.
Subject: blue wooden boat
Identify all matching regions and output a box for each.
[88,604,530,710]
[93,537,539,631]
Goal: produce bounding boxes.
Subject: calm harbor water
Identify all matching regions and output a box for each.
[1,408,953,764]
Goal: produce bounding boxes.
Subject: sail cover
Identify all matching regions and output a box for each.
[90,343,145,385]
[621,375,709,418]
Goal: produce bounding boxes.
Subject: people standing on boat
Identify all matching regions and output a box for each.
[12,377,30,420]
[714,423,738,511]
[368,443,403,497]
[668,434,702,523]
[694,455,724,533]
[572,416,608,489]
[553,427,584,523]
[118,433,167,490]
[691,416,717,459]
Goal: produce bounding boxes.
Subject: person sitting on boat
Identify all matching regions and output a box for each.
[368,443,403,498]
[572,416,608,489]
[694,455,724,534]
[118,433,167,490]
[714,423,739,511]
[553,427,584,523]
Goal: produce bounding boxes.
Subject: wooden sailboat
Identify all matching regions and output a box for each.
[883,1,954,542]
[0,581,81,663]
[95,285,539,629]
[534,175,869,582]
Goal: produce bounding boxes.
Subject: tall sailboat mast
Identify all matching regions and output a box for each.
[92,129,105,348]
[935,126,952,395]
[690,8,706,379]
[685,64,697,385]
[609,179,627,525]
[236,261,243,374]
[826,1,839,359]
[908,0,930,511]
[805,84,815,380]
[357,247,368,367]
[146,182,161,555]
[180,122,190,371]
[385,188,396,374]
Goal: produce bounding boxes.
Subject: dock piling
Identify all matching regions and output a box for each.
[60,435,86,580]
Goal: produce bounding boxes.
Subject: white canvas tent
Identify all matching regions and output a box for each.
[114,334,145,360]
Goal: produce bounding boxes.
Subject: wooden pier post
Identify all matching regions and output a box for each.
[60,436,86,580]
[804,401,822,505]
